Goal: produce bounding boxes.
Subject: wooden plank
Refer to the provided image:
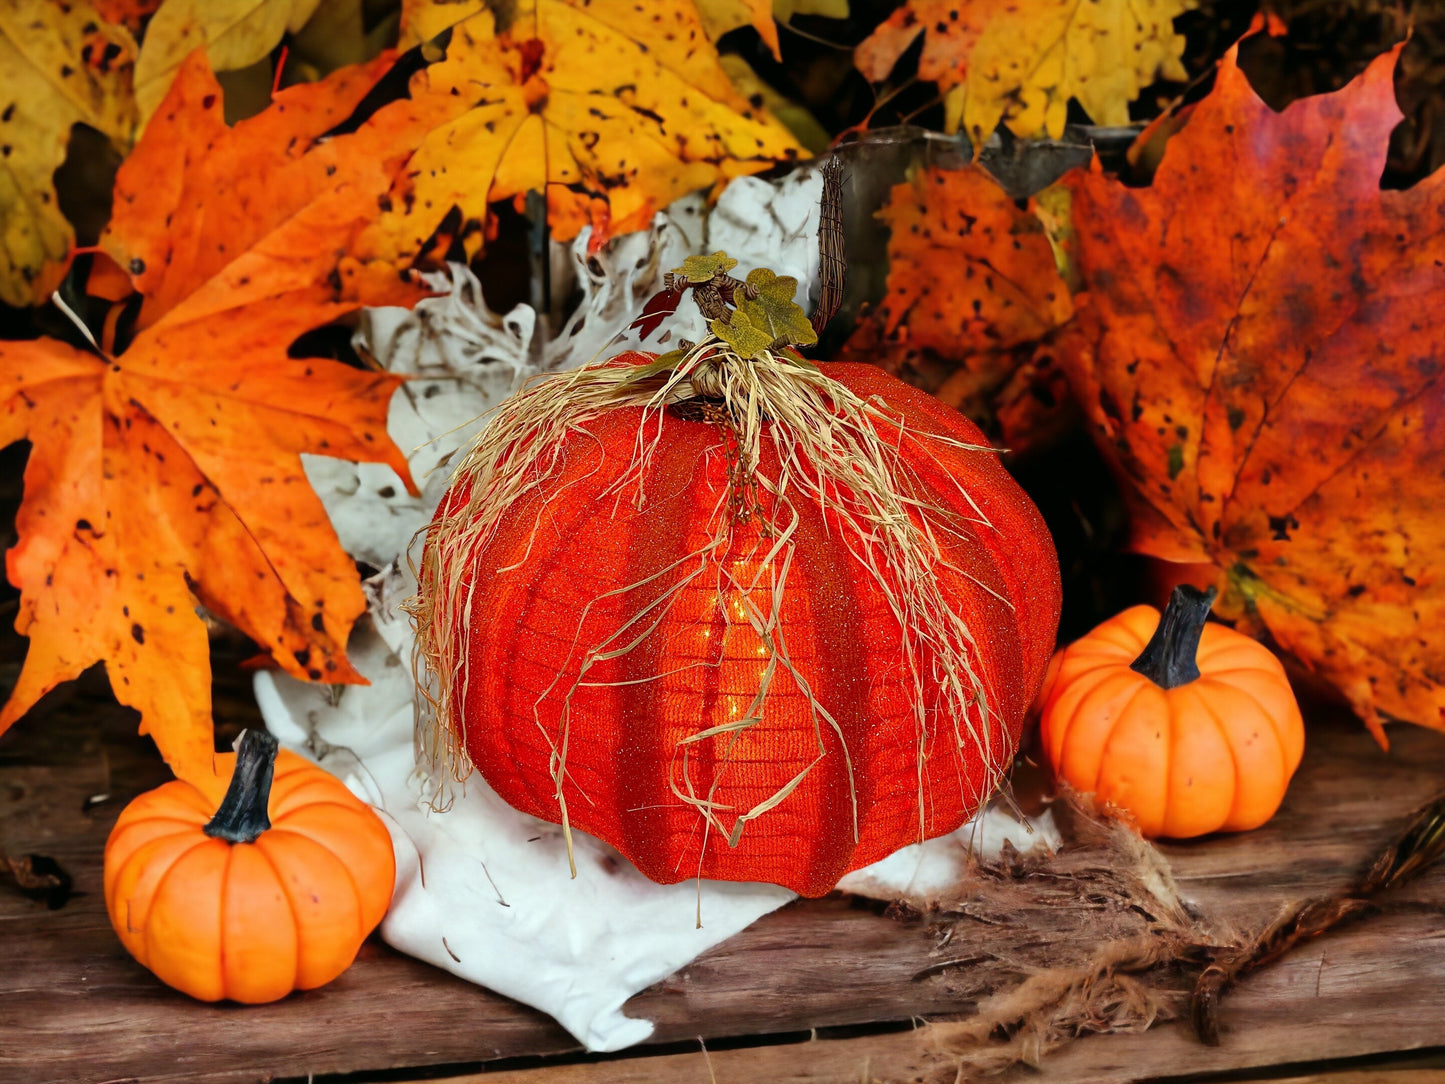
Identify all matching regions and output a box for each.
[418,1028,941,1084]
[3,658,1445,1084]
[308,1033,1445,1084]
[1271,1072,1445,1084]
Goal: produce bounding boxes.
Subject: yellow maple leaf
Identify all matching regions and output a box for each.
[695,0,780,61]
[134,0,326,120]
[855,0,1190,142]
[398,0,486,49]
[774,0,848,20]
[362,2,803,261]
[0,1,136,307]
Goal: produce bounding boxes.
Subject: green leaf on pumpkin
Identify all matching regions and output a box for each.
[711,311,776,359]
[734,268,817,349]
[673,252,738,283]
[617,350,689,387]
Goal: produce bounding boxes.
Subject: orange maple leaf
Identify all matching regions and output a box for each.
[361,1,802,262]
[840,166,1074,453]
[1059,41,1445,744]
[1,52,430,782]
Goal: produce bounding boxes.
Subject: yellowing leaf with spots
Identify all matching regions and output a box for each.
[0,1,136,306]
[0,53,430,782]
[362,1,802,261]
[855,0,1190,142]
[133,0,326,120]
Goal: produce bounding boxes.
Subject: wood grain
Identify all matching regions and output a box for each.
[3,658,1444,1084]
[385,1039,1445,1084]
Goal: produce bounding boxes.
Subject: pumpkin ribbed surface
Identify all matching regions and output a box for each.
[104,747,395,1003]
[434,361,1060,896]
[1038,602,1306,838]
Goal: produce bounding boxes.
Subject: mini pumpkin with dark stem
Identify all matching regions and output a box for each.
[104,730,395,1003]
[1037,585,1305,839]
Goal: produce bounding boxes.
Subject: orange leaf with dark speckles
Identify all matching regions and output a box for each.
[1059,41,1445,745]
[839,166,1074,455]
[1,52,432,782]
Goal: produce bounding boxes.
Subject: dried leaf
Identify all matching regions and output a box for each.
[1,54,429,782]
[134,0,325,120]
[839,167,1074,453]
[1059,42,1445,742]
[854,0,1190,141]
[871,168,1072,354]
[107,49,408,327]
[361,2,802,261]
[0,1,136,306]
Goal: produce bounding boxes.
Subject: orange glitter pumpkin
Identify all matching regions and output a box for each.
[1038,586,1305,838]
[415,351,1061,896]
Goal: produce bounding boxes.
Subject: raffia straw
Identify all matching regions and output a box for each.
[407,336,1011,875]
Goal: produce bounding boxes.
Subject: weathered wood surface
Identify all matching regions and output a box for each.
[437,1038,1445,1084]
[2,657,1444,1084]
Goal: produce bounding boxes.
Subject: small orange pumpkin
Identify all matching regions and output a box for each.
[104,730,395,1003]
[1038,585,1305,838]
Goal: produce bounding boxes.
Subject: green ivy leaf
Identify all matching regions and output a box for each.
[617,349,689,387]
[710,312,775,359]
[735,268,818,350]
[673,252,738,284]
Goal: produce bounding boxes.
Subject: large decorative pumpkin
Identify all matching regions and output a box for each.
[1038,585,1305,838]
[413,293,1061,896]
[104,730,395,1002]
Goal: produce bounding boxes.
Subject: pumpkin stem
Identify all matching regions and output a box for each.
[1130,585,1218,689]
[204,729,278,844]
